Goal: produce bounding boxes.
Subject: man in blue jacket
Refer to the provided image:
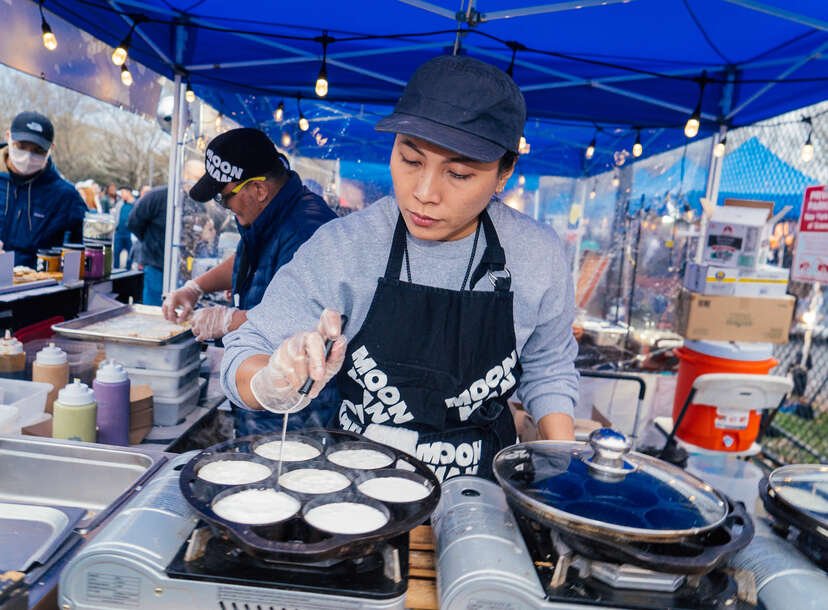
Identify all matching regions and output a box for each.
[0,112,86,267]
[162,127,336,433]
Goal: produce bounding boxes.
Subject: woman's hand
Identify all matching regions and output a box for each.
[249,309,347,413]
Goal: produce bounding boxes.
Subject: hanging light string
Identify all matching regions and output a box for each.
[111,16,146,66]
[684,71,707,138]
[297,94,309,131]
[47,1,828,85]
[39,1,57,50]
[314,31,333,97]
[801,116,815,162]
[505,41,525,78]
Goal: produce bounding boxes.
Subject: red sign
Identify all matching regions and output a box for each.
[792,185,828,283]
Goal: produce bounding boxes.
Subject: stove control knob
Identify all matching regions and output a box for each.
[584,428,636,481]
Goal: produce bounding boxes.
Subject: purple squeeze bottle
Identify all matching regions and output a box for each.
[93,359,131,446]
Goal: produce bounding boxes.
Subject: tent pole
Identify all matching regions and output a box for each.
[163,73,185,297]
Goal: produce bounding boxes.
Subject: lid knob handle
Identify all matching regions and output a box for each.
[584,428,636,481]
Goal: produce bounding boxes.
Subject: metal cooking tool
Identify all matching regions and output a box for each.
[179,428,441,562]
[51,303,192,345]
[0,435,166,533]
[0,502,86,572]
[493,428,730,543]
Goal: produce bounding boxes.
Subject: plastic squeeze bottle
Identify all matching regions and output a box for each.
[33,342,69,414]
[52,378,97,442]
[93,360,131,446]
[0,330,25,379]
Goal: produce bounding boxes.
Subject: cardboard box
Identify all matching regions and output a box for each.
[702,206,770,268]
[674,289,794,343]
[130,384,154,445]
[684,263,789,297]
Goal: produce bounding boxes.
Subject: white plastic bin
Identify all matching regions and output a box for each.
[0,405,21,435]
[103,337,200,372]
[0,379,52,427]
[153,379,201,426]
[126,358,201,398]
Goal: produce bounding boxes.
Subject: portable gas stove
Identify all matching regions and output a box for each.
[433,476,757,609]
[58,453,409,610]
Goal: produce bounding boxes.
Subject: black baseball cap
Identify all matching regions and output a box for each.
[190,128,286,202]
[10,111,54,151]
[375,55,526,163]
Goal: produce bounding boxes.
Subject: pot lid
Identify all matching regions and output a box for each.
[493,429,728,538]
[768,464,828,520]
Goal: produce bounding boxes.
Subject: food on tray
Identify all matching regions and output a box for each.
[278,468,350,494]
[304,501,388,534]
[358,476,430,502]
[12,266,62,284]
[212,488,299,524]
[254,440,320,462]
[82,312,190,340]
[327,448,393,470]
[197,460,272,485]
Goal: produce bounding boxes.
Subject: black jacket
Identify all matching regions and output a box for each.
[127,186,167,270]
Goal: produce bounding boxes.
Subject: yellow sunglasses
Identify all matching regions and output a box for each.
[213,176,267,206]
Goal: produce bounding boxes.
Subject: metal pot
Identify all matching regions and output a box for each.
[493,428,731,544]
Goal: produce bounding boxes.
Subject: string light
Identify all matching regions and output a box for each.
[215,113,222,131]
[684,72,706,139]
[274,100,284,123]
[518,175,526,186]
[589,183,597,199]
[801,117,815,162]
[112,20,141,66]
[585,132,596,160]
[315,33,331,98]
[120,63,133,87]
[713,136,726,158]
[297,96,309,131]
[281,131,292,148]
[632,129,643,158]
[612,171,620,187]
[518,135,530,154]
[39,1,57,51]
[185,80,195,103]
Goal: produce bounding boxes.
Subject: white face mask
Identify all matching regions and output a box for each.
[8,142,49,176]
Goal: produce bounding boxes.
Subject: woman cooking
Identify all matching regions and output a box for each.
[221,55,579,482]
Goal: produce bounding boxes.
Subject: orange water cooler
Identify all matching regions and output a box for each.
[673,340,777,452]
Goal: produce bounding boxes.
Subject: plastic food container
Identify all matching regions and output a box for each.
[23,339,100,386]
[0,378,52,427]
[0,405,21,435]
[673,340,777,452]
[103,337,200,372]
[153,379,201,426]
[125,357,201,398]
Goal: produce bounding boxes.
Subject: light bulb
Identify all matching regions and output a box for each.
[274,101,284,123]
[215,114,222,130]
[299,116,309,132]
[42,22,57,51]
[612,174,620,187]
[713,140,726,158]
[801,135,815,162]
[632,140,642,158]
[185,85,195,104]
[112,46,128,66]
[518,136,530,155]
[684,116,700,138]
[589,188,596,200]
[585,135,596,160]
[315,77,328,98]
[518,175,526,186]
[281,132,291,148]
[120,64,133,87]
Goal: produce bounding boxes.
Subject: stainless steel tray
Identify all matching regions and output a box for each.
[0,502,86,572]
[51,303,192,345]
[0,435,167,534]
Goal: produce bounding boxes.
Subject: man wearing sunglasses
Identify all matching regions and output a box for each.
[163,128,335,344]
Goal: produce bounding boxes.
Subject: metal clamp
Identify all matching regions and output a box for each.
[488,267,511,290]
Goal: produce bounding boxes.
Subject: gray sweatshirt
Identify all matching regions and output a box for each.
[221,195,579,423]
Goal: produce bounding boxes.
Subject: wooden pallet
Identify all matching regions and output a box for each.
[405,525,438,609]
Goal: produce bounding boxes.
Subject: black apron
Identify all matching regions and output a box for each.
[336,210,521,482]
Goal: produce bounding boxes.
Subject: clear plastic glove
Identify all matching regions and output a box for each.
[162,279,204,323]
[250,309,347,414]
[191,305,236,341]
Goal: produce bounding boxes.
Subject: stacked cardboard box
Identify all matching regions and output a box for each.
[675,200,795,343]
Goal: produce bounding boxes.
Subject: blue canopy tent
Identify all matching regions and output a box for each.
[21,0,828,289]
[718,136,819,218]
